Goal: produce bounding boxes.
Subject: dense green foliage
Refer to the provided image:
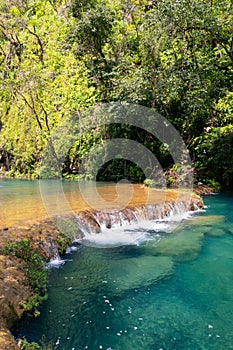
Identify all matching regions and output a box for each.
[18,336,53,350]
[1,239,48,311]
[0,0,232,187]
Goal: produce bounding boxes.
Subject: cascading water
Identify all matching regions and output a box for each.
[13,193,233,350]
[73,200,197,248]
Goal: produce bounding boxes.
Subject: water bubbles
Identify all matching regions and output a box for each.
[16,197,233,350]
[65,246,72,254]
[47,255,66,268]
[66,245,79,254]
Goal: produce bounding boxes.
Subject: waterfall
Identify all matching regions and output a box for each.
[46,253,67,268]
[73,197,203,247]
[74,201,191,232]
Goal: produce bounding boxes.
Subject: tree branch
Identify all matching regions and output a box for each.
[27,26,44,64]
[14,89,43,130]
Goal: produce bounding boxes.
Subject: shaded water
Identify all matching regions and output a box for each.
[13,193,233,350]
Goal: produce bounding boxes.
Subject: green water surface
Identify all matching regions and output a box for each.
[13,193,233,350]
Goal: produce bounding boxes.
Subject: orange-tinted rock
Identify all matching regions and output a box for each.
[0,328,19,350]
[0,255,33,349]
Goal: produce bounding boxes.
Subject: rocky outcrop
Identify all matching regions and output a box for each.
[0,222,68,349]
[0,328,19,350]
[0,255,32,350]
[76,193,204,232]
[193,184,220,196]
[188,193,205,210]
[0,192,204,349]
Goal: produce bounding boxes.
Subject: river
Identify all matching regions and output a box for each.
[0,179,176,229]
[4,181,232,350]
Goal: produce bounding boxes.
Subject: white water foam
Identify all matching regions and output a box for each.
[46,254,69,268]
[77,219,170,248]
[65,245,81,254]
[77,202,200,248]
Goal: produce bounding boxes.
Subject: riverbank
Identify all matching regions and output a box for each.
[193,184,220,196]
[0,189,204,349]
[0,220,65,350]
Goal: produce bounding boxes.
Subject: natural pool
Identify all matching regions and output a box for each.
[13,193,233,350]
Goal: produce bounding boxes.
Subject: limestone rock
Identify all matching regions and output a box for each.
[142,231,204,261]
[0,328,19,350]
[110,255,174,293]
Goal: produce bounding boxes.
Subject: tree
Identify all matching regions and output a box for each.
[0,0,232,187]
[0,0,96,177]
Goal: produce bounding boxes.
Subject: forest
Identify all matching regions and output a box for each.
[0,0,232,188]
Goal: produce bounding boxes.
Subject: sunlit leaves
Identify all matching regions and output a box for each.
[0,0,96,176]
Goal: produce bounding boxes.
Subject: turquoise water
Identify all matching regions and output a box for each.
[13,193,233,350]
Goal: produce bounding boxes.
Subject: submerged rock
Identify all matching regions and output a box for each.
[205,228,226,237]
[110,255,174,293]
[142,230,204,261]
[0,191,204,349]
[141,214,224,261]
[186,215,225,226]
[185,215,226,237]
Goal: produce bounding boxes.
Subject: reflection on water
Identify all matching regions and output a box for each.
[13,193,233,350]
